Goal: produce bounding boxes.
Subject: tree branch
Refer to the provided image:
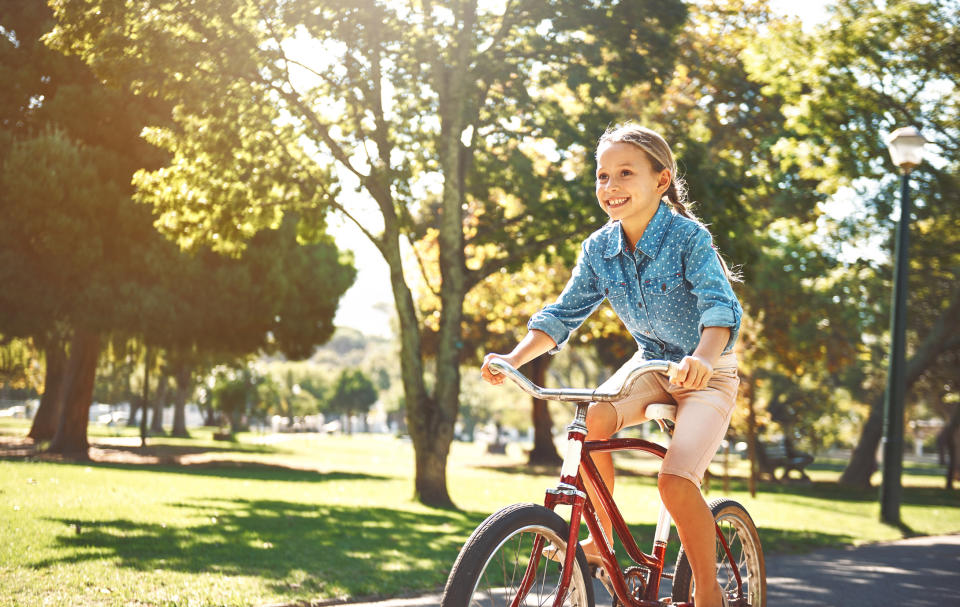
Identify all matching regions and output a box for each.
[412,241,442,298]
[906,279,960,385]
[464,229,582,291]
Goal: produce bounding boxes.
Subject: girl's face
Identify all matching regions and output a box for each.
[595,141,670,229]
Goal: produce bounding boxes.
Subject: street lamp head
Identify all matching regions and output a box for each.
[885,126,927,173]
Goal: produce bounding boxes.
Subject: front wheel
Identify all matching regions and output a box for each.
[672,498,766,607]
[441,502,595,607]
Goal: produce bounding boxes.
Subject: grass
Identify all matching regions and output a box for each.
[1,418,958,607]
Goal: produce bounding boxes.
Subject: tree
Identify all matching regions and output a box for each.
[329,369,378,435]
[1,1,356,454]
[0,0,173,454]
[743,0,960,486]
[47,0,688,504]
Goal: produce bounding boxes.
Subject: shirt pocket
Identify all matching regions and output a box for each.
[601,280,628,302]
[600,279,633,322]
[642,273,685,324]
[643,273,684,296]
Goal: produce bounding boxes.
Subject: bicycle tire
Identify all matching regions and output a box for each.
[672,498,766,607]
[441,502,595,607]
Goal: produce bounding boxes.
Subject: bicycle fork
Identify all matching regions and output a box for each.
[514,403,590,607]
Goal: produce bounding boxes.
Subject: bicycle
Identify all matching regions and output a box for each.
[441,358,765,607]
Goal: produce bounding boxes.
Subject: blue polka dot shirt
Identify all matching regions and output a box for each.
[528,201,742,362]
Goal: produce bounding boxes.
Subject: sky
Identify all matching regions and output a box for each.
[331,0,835,338]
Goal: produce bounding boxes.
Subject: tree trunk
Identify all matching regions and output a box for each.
[382,194,446,506]
[413,411,454,506]
[126,353,141,426]
[28,340,67,441]
[841,285,960,487]
[527,356,562,466]
[838,394,884,487]
[171,364,191,438]
[48,329,100,458]
[938,404,960,490]
[149,374,168,434]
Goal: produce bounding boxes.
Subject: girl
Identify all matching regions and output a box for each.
[480,123,742,607]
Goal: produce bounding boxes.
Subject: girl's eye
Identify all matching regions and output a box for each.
[597,173,608,182]
[621,170,632,177]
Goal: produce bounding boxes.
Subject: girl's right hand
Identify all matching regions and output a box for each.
[481,353,515,385]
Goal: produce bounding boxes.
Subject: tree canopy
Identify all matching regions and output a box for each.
[46,0,690,504]
[0,0,356,455]
[743,0,960,485]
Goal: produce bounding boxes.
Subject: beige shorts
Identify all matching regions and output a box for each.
[599,352,740,486]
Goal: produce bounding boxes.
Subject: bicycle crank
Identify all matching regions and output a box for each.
[605,565,649,607]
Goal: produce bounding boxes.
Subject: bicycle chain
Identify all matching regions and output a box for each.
[611,566,650,607]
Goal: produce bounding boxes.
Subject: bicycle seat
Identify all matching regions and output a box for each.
[644,403,676,421]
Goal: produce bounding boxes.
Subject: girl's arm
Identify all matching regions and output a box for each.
[672,326,731,390]
[480,330,557,386]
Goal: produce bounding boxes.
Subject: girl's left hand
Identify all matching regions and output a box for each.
[671,355,714,390]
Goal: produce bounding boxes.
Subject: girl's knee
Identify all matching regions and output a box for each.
[658,473,696,503]
[585,401,617,439]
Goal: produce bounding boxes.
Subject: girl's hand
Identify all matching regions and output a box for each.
[481,353,516,385]
[670,355,714,390]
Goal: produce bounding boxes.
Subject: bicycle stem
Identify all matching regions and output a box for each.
[559,404,588,484]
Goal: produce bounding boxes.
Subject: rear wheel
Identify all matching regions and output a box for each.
[441,502,595,607]
[672,498,765,607]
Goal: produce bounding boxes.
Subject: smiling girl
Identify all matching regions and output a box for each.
[480,124,743,607]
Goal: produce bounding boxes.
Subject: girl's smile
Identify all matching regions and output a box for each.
[595,141,671,243]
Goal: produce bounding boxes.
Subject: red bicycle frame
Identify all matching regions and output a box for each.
[517,409,743,607]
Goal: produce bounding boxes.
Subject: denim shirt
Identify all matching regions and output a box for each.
[528,201,742,363]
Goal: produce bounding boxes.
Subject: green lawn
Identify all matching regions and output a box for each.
[1,419,957,607]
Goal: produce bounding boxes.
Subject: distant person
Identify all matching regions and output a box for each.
[480,123,742,607]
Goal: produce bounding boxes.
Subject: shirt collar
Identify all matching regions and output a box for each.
[603,201,674,260]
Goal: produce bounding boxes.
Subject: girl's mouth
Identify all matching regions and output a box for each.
[606,197,629,209]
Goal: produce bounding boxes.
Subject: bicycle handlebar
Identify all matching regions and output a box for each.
[488,357,679,403]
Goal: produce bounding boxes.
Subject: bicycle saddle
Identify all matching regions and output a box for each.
[643,403,677,422]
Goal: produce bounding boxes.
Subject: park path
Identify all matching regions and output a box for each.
[763,533,960,607]
[327,533,960,607]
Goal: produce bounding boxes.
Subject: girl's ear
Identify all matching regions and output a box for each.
[657,169,671,193]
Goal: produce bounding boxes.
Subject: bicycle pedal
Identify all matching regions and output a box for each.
[592,565,616,599]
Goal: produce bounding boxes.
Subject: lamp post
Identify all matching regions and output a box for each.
[880,126,926,525]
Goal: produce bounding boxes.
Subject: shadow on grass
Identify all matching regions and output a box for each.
[724,477,958,509]
[38,497,857,600]
[808,459,947,479]
[41,498,488,598]
[15,457,395,484]
[0,435,291,462]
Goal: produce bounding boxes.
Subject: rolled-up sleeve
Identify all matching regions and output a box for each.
[527,241,604,353]
[683,228,742,351]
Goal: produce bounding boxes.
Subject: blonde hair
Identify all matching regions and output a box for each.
[597,123,741,281]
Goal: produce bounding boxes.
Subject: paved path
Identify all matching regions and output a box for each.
[763,533,960,607]
[328,534,960,607]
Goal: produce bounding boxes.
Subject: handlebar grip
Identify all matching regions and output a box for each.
[666,361,680,380]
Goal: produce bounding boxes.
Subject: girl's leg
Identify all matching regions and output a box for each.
[580,367,672,558]
[658,474,724,607]
[658,368,739,607]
